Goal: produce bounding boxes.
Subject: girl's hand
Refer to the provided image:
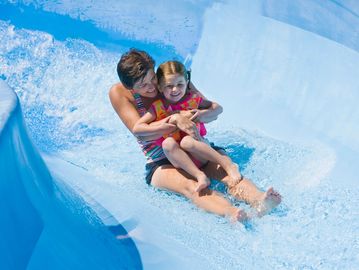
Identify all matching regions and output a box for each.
[178,110,195,119]
[158,118,177,133]
[178,109,201,122]
[189,109,201,122]
[170,114,200,140]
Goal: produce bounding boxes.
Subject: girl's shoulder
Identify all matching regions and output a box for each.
[186,89,202,102]
[187,82,205,99]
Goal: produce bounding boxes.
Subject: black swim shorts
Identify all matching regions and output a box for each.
[144,142,226,185]
[145,158,172,185]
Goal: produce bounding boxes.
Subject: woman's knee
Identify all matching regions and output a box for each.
[180,181,199,199]
[180,135,196,150]
[162,137,178,153]
[151,165,196,196]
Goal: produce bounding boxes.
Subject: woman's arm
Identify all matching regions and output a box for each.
[187,82,223,123]
[133,109,175,137]
[193,100,223,123]
[109,84,176,141]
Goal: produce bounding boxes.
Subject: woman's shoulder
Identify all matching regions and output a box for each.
[109,83,135,103]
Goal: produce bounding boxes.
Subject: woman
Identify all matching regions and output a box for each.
[109,49,281,221]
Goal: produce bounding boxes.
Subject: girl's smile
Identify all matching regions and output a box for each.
[160,74,188,103]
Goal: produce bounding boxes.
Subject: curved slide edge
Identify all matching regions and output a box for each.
[0,80,142,270]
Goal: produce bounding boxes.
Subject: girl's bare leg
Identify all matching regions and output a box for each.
[180,136,242,183]
[151,164,248,222]
[162,137,210,192]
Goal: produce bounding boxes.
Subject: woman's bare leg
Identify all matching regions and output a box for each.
[202,150,282,216]
[180,136,242,182]
[162,137,210,192]
[151,164,247,222]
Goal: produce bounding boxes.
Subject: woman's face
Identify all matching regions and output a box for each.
[132,69,158,98]
[159,73,188,103]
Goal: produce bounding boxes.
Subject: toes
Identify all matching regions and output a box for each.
[271,190,282,201]
[265,187,282,200]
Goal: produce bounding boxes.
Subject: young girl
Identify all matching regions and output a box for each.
[133,61,243,193]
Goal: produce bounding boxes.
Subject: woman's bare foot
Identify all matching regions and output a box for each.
[228,208,248,223]
[255,187,282,217]
[195,173,210,192]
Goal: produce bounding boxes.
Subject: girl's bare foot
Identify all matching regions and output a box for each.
[225,163,242,184]
[195,173,210,192]
[255,187,282,217]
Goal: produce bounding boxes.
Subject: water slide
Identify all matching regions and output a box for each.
[1,1,358,269]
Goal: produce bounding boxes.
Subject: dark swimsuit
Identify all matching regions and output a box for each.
[131,90,226,185]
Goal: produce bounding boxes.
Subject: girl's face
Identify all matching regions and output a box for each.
[159,73,188,103]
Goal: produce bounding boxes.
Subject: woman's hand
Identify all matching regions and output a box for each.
[153,119,177,134]
[169,113,200,140]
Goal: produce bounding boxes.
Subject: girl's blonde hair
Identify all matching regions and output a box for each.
[156,61,190,86]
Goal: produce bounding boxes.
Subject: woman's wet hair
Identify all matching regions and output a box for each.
[117,48,155,89]
[156,61,190,87]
